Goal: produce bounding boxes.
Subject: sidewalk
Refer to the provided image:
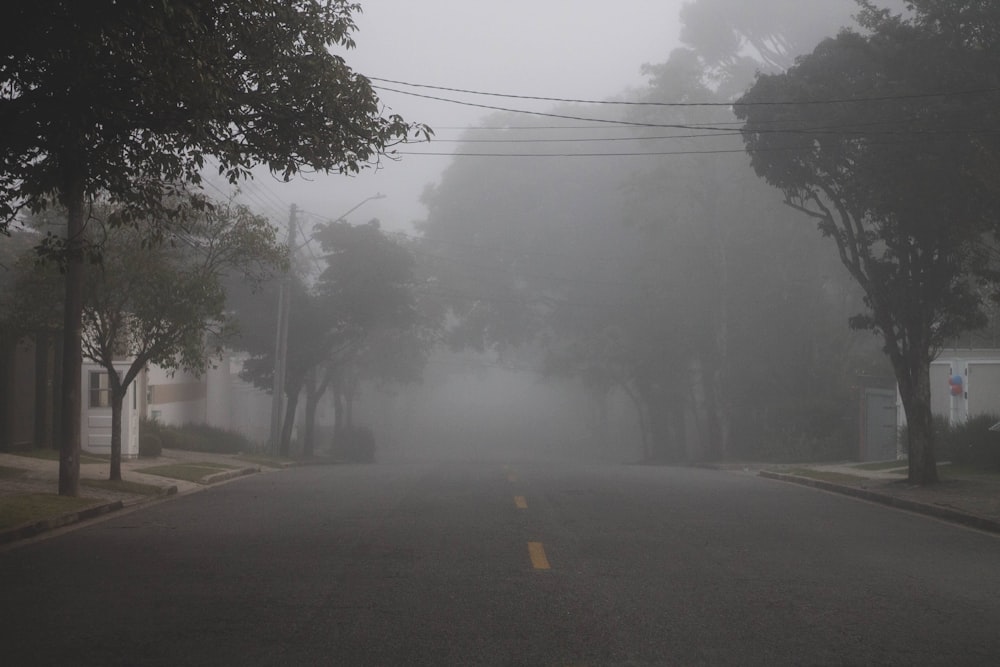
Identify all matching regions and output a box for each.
[757,462,1000,534]
[0,448,269,546]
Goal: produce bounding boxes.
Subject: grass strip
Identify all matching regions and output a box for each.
[135,462,237,483]
[0,493,102,531]
[236,455,292,468]
[0,466,28,479]
[852,460,908,472]
[10,448,106,464]
[784,468,871,485]
[80,478,167,496]
[938,463,1000,481]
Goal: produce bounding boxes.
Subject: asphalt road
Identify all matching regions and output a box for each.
[3,461,1000,666]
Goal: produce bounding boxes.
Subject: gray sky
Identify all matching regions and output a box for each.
[231,1,684,236]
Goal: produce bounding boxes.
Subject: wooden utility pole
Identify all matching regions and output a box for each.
[268,204,296,455]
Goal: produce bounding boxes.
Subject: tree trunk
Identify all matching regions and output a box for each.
[52,329,64,451]
[33,331,53,450]
[279,378,302,457]
[620,382,651,461]
[345,392,353,431]
[110,384,125,482]
[332,384,344,436]
[897,355,938,485]
[59,175,86,497]
[0,332,12,452]
[302,369,318,458]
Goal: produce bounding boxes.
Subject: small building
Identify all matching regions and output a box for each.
[81,360,140,459]
[929,348,1000,425]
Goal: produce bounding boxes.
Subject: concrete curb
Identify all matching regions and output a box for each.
[759,470,1000,535]
[201,466,260,485]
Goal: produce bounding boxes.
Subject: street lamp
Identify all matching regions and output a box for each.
[268,193,388,456]
[331,192,386,224]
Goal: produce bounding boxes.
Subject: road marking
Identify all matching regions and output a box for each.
[528,542,551,570]
[514,495,528,509]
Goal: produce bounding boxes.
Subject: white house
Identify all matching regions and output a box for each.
[80,360,140,459]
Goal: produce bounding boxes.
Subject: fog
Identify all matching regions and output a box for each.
[229,0,918,467]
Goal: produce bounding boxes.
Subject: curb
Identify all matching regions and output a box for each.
[0,499,125,546]
[201,466,260,485]
[759,470,1000,535]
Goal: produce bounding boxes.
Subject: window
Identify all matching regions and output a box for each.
[89,371,112,408]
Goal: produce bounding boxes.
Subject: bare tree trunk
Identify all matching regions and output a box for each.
[279,378,302,457]
[332,383,344,436]
[0,332,12,452]
[302,369,318,458]
[52,329,64,451]
[620,382,651,461]
[33,332,53,450]
[110,385,124,482]
[59,175,86,497]
[898,356,938,485]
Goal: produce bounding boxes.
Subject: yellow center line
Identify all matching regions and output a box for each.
[514,495,528,509]
[528,541,551,570]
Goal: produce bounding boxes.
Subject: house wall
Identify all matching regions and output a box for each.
[144,354,272,450]
[918,349,1000,427]
[145,366,207,426]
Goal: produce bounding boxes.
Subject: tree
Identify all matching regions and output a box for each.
[81,201,282,480]
[1,1,428,494]
[233,219,427,457]
[678,0,908,88]
[735,3,1000,483]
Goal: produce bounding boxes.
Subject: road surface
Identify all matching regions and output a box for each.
[2,462,999,665]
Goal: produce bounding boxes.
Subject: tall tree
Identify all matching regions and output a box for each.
[735,2,1000,483]
[0,1,428,494]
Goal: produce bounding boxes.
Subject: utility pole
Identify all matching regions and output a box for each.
[269,204,296,456]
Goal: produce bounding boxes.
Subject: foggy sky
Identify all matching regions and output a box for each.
[231,1,686,235]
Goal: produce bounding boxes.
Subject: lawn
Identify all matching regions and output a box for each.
[938,463,1000,481]
[0,493,103,531]
[80,478,167,496]
[135,462,238,483]
[236,454,293,469]
[10,448,106,464]
[784,468,871,485]
[852,460,908,472]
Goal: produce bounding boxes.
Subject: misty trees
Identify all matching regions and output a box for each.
[1,1,427,495]
[233,219,428,457]
[735,2,1000,483]
[418,53,883,463]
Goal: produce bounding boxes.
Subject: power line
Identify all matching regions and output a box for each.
[375,85,1000,137]
[414,131,742,144]
[370,76,1000,107]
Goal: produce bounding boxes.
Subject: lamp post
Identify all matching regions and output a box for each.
[331,192,386,223]
[268,194,387,456]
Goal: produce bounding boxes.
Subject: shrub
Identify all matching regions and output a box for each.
[175,423,250,454]
[139,418,252,454]
[331,425,376,463]
[945,413,1000,469]
[138,433,162,458]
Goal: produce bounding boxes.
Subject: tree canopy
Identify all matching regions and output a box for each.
[735,0,1000,483]
[0,0,428,494]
